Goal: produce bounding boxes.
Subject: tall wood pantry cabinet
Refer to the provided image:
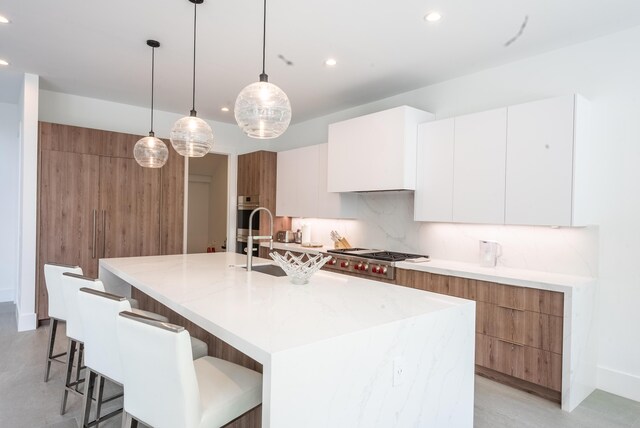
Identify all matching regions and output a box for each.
[36,122,185,321]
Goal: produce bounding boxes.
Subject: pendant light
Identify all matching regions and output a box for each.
[170,0,214,157]
[234,0,291,139]
[134,40,169,168]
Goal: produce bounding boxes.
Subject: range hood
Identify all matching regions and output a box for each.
[327,106,434,193]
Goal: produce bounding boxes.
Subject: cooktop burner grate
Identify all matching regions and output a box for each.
[359,251,425,262]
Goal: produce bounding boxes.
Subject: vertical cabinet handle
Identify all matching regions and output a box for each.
[92,209,97,259]
[102,210,106,258]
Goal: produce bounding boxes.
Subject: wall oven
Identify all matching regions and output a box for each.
[236,195,260,255]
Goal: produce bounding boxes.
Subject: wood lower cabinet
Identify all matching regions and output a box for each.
[396,269,564,401]
[36,122,184,320]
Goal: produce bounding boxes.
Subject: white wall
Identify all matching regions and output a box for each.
[0,102,20,302]
[16,73,39,331]
[284,25,640,402]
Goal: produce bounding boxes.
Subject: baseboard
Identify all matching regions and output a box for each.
[0,288,14,302]
[597,365,640,402]
[15,309,37,331]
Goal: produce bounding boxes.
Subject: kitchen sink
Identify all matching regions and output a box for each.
[249,264,287,277]
[230,263,288,277]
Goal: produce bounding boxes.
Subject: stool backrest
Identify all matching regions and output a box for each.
[61,273,104,342]
[117,311,199,428]
[43,263,82,320]
[78,287,130,384]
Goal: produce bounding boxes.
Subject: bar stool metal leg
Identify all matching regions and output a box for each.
[75,343,85,392]
[95,374,105,428]
[44,318,58,382]
[82,369,98,427]
[44,318,67,382]
[60,339,77,414]
[120,411,138,428]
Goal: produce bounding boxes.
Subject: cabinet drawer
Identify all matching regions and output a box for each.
[525,312,563,354]
[476,302,525,345]
[524,288,564,316]
[475,334,524,379]
[474,281,525,310]
[524,347,562,392]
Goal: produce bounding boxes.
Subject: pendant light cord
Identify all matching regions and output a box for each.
[260,0,268,81]
[191,0,197,115]
[150,45,155,135]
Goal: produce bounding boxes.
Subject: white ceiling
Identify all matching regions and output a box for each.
[1,0,640,124]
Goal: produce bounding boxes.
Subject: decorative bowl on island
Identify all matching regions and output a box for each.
[269,251,332,285]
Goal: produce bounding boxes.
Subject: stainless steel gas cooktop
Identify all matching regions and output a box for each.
[322,248,429,280]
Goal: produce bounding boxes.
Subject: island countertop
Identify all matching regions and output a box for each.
[100,252,471,363]
[99,252,476,427]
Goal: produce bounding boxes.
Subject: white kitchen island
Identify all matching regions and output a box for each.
[99,252,475,428]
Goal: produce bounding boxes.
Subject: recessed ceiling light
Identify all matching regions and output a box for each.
[221,107,230,112]
[424,11,442,22]
[325,58,337,67]
[0,59,9,66]
[0,15,9,24]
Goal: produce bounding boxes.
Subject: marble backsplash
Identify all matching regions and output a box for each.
[291,191,598,278]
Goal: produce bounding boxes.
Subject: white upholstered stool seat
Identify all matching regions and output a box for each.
[118,311,262,428]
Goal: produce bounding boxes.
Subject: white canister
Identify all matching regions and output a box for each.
[479,240,501,267]
[301,224,312,244]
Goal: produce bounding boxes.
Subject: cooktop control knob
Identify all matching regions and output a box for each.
[381,266,388,275]
[341,261,349,268]
[362,263,369,271]
[328,258,337,265]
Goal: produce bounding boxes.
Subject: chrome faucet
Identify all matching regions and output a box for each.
[246,207,273,271]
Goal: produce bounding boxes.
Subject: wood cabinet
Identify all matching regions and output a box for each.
[237,151,290,258]
[396,269,564,400]
[505,94,590,226]
[328,106,434,192]
[276,144,356,219]
[36,122,184,320]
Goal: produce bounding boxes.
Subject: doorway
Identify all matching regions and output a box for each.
[187,153,228,253]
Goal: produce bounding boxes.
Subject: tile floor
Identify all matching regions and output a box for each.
[1,302,639,428]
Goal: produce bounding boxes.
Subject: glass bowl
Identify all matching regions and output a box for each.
[269,251,332,285]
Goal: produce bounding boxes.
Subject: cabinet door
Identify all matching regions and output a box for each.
[452,108,507,224]
[505,95,575,226]
[317,144,357,219]
[37,150,100,319]
[415,119,454,222]
[99,157,161,258]
[276,146,319,218]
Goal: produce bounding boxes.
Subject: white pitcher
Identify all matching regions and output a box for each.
[479,240,501,267]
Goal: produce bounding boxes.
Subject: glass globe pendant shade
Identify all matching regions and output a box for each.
[134,135,169,168]
[235,80,291,139]
[169,115,214,157]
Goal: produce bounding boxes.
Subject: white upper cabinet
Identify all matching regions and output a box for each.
[505,95,590,226]
[415,95,591,227]
[276,145,319,218]
[453,108,507,224]
[414,118,455,222]
[327,106,434,192]
[277,144,356,219]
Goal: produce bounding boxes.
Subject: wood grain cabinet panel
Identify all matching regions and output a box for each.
[37,123,185,320]
[477,302,525,345]
[524,347,563,391]
[525,312,563,354]
[476,334,525,379]
[524,288,564,316]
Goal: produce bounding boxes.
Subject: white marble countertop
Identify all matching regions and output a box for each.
[395,259,595,293]
[100,252,471,363]
[261,242,595,293]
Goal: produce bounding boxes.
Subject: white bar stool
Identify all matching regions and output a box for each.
[43,262,83,382]
[117,311,262,428]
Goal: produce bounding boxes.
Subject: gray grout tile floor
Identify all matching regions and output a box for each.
[1,302,639,428]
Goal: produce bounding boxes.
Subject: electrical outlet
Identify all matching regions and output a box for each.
[393,357,405,387]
